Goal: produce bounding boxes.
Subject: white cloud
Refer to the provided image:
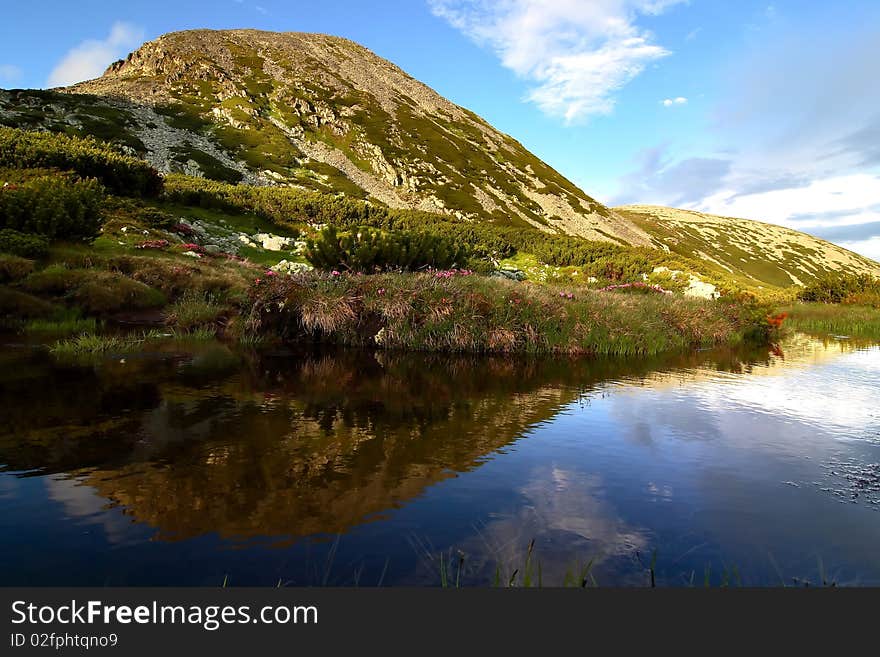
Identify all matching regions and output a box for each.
[661,96,687,107]
[841,236,880,262]
[613,12,880,263]
[429,0,686,123]
[0,64,22,85]
[46,22,144,88]
[694,174,880,225]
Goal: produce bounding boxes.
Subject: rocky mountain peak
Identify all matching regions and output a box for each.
[61,29,651,245]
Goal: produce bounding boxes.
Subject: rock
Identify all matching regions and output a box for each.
[254,233,294,251]
[492,268,526,281]
[684,276,720,300]
[204,244,222,255]
[271,259,313,275]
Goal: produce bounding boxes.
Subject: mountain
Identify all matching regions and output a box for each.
[1,28,877,288]
[616,205,880,287]
[40,28,649,246]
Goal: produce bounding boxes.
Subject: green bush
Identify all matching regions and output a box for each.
[0,126,162,197]
[160,176,738,288]
[0,228,49,258]
[305,225,470,272]
[798,272,880,304]
[0,175,104,238]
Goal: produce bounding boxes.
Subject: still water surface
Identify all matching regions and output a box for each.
[1,333,879,586]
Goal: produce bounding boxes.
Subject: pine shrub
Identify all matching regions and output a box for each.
[0,175,104,238]
[0,126,162,197]
[305,225,470,272]
[0,227,49,258]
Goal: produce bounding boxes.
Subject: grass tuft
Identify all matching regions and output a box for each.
[49,330,168,357]
[780,303,880,339]
[164,292,227,331]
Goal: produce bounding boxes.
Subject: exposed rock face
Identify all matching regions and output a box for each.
[61,29,651,245]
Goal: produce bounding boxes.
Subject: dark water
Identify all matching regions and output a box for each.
[1,333,879,586]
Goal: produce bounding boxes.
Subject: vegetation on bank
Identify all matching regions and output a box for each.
[48,330,168,358]
[797,271,880,306]
[244,270,773,356]
[778,273,880,339]
[781,304,880,339]
[0,125,871,354]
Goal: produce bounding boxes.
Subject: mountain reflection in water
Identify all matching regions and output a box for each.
[1,334,878,586]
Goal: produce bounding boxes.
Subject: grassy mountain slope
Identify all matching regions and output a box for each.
[617,204,880,288]
[45,28,647,245]
[1,28,876,293]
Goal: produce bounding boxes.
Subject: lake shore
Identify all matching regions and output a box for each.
[243,269,772,356]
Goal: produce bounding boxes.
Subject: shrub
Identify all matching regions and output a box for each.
[0,126,162,197]
[0,227,49,258]
[163,174,516,259]
[0,175,105,238]
[305,225,470,272]
[0,254,35,283]
[842,291,880,309]
[798,272,880,304]
[160,176,740,288]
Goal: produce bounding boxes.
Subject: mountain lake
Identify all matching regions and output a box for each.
[1,331,879,586]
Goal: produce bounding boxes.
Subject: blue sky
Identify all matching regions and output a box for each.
[2,1,880,259]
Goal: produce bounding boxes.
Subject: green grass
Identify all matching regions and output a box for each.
[49,330,168,357]
[248,270,771,356]
[0,253,35,283]
[175,326,218,341]
[780,303,880,339]
[24,312,98,336]
[164,292,226,331]
[160,203,301,238]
